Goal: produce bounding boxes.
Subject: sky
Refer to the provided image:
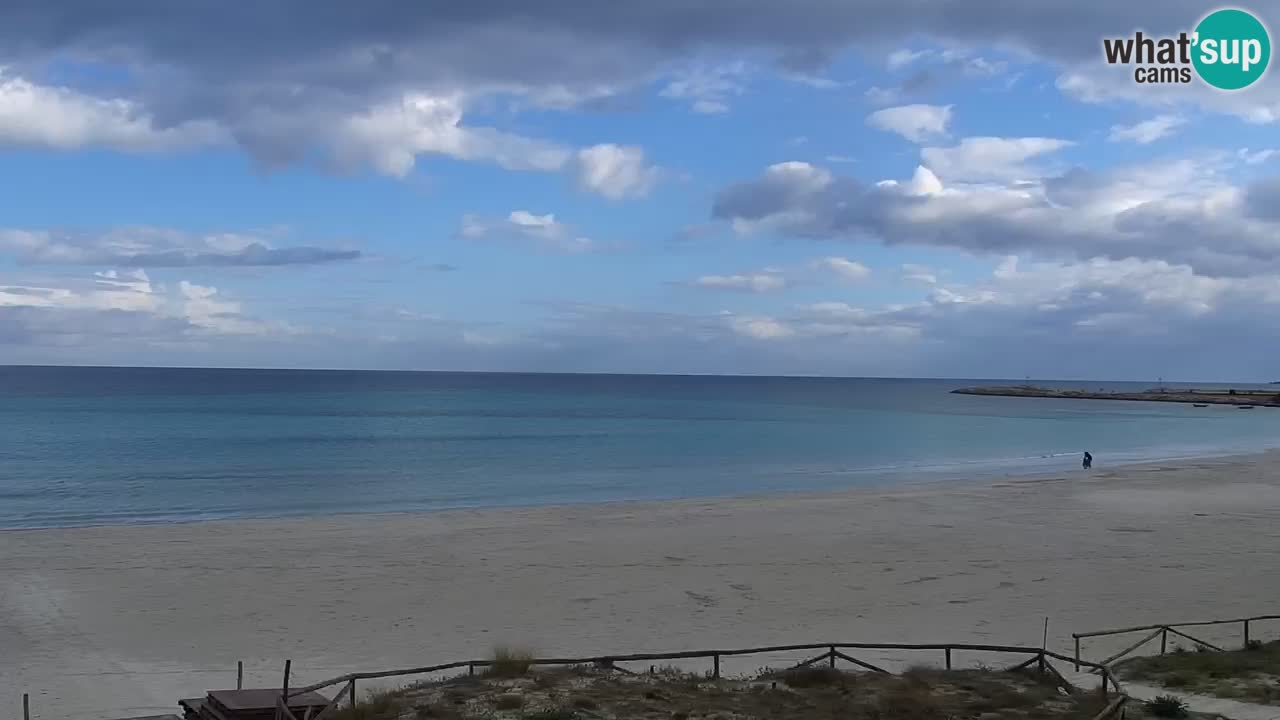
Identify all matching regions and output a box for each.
[2,2,1280,381]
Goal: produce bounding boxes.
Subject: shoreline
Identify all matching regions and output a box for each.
[6,450,1280,718]
[5,443,1276,534]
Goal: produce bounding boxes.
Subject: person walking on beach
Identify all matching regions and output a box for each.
[1083,451,1093,470]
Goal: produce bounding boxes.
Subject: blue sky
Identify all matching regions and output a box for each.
[2,2,1280,380]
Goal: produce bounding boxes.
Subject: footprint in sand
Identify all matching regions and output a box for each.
[728,583,758,600]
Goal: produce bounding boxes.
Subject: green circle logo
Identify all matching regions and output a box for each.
[1192,8,1271,90]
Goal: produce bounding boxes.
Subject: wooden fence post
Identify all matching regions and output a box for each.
[713,654,720,679]
[1160,628,1167,655]
[23,693,30,720]
[349,680,357,709]
[945,648,952,670]
[828,646,836,669]
[283,659,292,702]
[238,660,244,690]
[1037,651,1046,672]
[1244,620,1251,648]
[1074,637,1080,671]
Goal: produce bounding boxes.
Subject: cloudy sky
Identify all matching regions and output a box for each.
[2,1,1279,380]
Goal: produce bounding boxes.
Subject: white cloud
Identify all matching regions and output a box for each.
[0,269,285,341]
[0,70,225,152]
[1057,65,1280,125]
[0,226,360,267]
[901,264,939,285]
[336,93,572,177]
[887,49,930,70]
[459,210,599,254]
[866,104,953,143]
[1108,115,1185,144]
[660,62,747,114]
[864,86,904,106]
[920,136,1073,181]
[178,280,276,335]
[574,144,659,199]
[693,272,787,293]
[730,315,794,340]
[824,155,857,164]
[816,256,870,281]
[713,154,1280,279]
[1239,148,1277,165]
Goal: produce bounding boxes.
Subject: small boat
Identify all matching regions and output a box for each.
[1193,403,1209,407]
[1238,405,1255,409]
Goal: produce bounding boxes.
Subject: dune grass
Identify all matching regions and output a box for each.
[327,662,1129,720]
[1116,639,1280,705]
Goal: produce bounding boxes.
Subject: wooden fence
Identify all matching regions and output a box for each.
[1072,613,1280,670]
[267,641,1126,720]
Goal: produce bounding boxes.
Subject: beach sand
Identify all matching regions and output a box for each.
[5,452,1280,719]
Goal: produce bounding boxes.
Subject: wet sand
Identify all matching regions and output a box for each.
[5,452,1280,718]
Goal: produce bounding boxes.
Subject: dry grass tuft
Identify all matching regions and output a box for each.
[487,645,536,678]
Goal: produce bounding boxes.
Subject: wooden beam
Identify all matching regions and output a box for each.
[1095,627,1164,668]
[831,651,889,674]
[787,651,834,671]
[1074,614,1280,639]
[1090,696,1127,720]
[1165,627,1224,652]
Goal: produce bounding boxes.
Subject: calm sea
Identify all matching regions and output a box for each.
[2,366,1279,529]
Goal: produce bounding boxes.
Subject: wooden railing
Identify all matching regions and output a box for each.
[268,641,1126,720]
[1072,613,1280,670]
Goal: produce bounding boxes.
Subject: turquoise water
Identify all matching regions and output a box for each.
[2,366,1279,529]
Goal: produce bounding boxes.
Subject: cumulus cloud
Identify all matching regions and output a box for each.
[0,0,1262,178]
[0,227,361,267]
[0,269,287,349]
[866,104,952,143]
[459,210,600,253]
[1058,64,1280,126]
[1108,115,1185,144]
[920,136,1073,181]
[574,144,659,199]
[334,93,573,176]
[711,158,1280,278]
[0,70,225,152]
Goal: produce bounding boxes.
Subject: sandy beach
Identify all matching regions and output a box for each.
[5,452,1280,719]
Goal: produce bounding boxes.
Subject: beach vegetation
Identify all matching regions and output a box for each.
[488,645,536,677]
[1144,694,1189,718]
[326,664,1127,720]
[1117,639,1280,705]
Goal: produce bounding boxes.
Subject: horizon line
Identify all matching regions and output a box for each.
[1,363,1274,386]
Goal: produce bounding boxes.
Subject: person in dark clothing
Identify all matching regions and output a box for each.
[1083,451,1093,469]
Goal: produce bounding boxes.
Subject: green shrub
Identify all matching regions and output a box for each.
[1145,694,1189,718]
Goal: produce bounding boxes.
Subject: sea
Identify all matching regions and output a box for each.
[3,365,1279,530]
